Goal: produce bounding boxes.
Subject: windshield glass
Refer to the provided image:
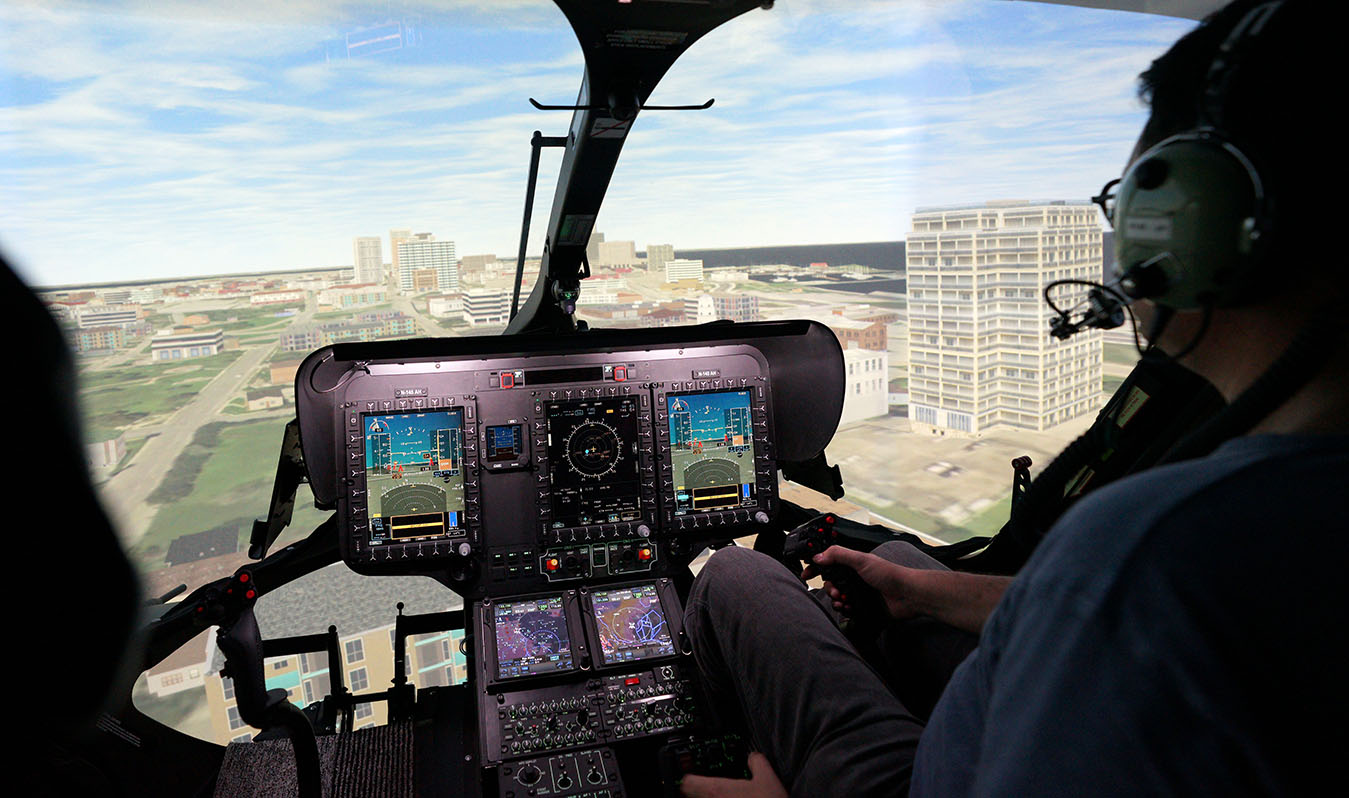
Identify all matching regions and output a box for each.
[2,0,1195,743]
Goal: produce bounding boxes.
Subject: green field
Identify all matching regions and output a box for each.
[134,418,325,570]
[840,491,1012,546]
[78,351,243,440]
[1104,342,1141,367]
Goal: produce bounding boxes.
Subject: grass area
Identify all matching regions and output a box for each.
[889,377,908,391]
[131,674,209,735]
[314,302,392,320]
[1104,342,1141,367]
[109,435,151,477]
[78,351,243,439]
[222,398,250,415]
[135,419,284,567]
[1103,375,1126,395]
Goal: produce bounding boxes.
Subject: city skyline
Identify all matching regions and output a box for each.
[1,1,1194,286]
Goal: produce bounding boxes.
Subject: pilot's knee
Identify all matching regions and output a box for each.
[692,545,793,603]
[873,540,945,571]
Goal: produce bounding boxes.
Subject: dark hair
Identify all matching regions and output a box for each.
[1137,1,1324,268]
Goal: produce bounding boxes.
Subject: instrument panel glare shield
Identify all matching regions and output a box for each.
[363,409,467,545]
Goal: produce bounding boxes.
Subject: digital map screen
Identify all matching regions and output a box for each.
[493,596,575,680]
[363,410,466,545]
[545,396,643,528]
[590,583,676,665]
[666,390,757,515]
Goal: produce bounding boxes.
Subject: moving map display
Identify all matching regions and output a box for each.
[493,596,575,680]
[667,390,757,515]
[364,410,466,545]
[590,583,676,665]
[544,396,643,528]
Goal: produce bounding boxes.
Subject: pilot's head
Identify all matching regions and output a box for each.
[1111,0,1338,393]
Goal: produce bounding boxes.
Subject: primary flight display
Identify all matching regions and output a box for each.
[363,409,467,544]
[666,390,758,516]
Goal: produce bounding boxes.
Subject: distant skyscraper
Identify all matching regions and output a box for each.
[906,200,1103,434]
[665,258,704,284]
[586,232,605,266]
[646,244,675,274]
[397,235,458,295]
[352,236,383,285]
[597,240,637,267]
[389,228,413,295]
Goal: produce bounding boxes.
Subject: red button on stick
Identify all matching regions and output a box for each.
[238,573,250,583]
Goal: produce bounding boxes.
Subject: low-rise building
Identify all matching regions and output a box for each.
[250,289,307,306]
[317,283,387,311]
[246,387,286,411]
[463,290,510,327]
[151,329,225,361]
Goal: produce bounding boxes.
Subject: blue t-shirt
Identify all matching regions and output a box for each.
[912,434,1349,796]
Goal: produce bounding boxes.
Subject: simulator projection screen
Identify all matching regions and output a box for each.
[493,596,576,680]
[363,409,466,545]
[590,583,676,665]
[666,390,758,516]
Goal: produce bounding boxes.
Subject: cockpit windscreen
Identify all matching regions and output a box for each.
[667,390,758,516]
[493,596,576,680]
[364,410,466,545]
[590,583,676,665]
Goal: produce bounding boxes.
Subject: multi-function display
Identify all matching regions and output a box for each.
[493,596,576,680]
[544,396,643,528]
[363,410,467,544]
[590,583,676,665]
[666,390,758,516]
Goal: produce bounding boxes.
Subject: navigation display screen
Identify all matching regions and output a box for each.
[544,396,643,528]
[363,410,466,545]
[493,596,575,680]
[666,390,758,516]
[590,583,676,665]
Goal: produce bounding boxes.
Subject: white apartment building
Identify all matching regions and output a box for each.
[907,200,1103,435]
[665,258,704,284]
[397,236,458,294]
[841,345,890,425]
[352,236,384,285]
[462,289,510,327]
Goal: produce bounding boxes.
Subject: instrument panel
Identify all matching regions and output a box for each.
[296,321,845,598]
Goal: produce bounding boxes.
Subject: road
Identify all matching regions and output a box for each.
[98,301,317,546]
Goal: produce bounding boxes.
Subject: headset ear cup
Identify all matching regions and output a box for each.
[1112,133,1265,309]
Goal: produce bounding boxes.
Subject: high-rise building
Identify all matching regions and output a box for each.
[683,293,760,324]
[389,228,413,295]
[397,235,458,295]
[352,237,384,285]
[646,244,675,274]
[665,258,704,284]
[906,200,1103,434]
[597,240,637,267]
[586,232,605,266]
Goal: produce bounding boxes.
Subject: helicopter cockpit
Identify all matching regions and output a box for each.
[17,0,1312,796]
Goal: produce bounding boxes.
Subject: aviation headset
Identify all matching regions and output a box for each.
[1112,0,1285,310]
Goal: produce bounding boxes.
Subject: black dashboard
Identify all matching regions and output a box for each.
[292,320,845,796]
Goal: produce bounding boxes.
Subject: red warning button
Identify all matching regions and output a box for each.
[613,366,627,382]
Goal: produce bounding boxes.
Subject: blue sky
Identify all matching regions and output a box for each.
[0,1,1195,286]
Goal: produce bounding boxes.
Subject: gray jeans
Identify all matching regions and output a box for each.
[683,541,977,798]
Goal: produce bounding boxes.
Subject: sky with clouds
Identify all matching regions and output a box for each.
[0,0,1195,287]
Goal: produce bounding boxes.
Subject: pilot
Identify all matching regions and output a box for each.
[679,2,1344,796]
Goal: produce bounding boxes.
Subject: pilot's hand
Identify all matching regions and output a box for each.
[801,545,919,621]
[680,753,787,798]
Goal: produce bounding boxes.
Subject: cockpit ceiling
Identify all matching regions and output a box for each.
[1010,0,1227,20]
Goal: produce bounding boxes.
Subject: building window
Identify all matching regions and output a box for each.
[222,677,235,701]
[350,667,369,692]
[354,703,374,720]
[345,639,365,664]
[227,706,246,731]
